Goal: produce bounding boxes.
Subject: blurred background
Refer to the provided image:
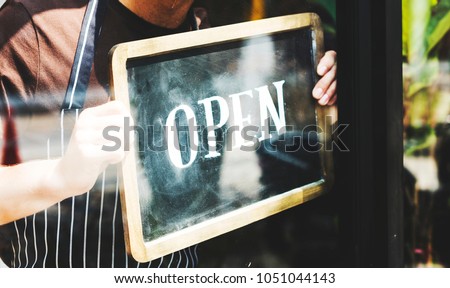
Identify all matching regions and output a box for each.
[402,0,450,267]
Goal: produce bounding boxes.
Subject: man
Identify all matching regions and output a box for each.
[0,0,336,267]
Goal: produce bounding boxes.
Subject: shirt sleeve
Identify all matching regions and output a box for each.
[0,0,39,165]
[0,0,40,114]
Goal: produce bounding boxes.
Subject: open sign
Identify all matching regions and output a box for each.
[110,13,335,262]
[161,80,287,168]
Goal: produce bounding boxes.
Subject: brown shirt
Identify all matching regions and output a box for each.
[0,0,203,112]
[0,0,205,267]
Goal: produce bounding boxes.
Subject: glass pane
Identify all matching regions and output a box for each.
[402,0,450,267]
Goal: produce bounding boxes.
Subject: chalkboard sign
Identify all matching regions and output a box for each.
[109,13,335,262]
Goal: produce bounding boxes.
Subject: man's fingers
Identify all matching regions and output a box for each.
[312,50,338,106]
[58,101,132,196]
[316,50,337,76]
[317,80,337,106]
[68,100,134,168]
[313,65,336,100]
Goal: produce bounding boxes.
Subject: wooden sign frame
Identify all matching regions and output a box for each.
[109,13,335,263]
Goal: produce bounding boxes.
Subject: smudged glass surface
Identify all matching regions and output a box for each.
[126,28,322,242]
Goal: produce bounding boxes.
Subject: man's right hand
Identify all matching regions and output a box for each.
[52,100,131,198]
[0,100,133,224]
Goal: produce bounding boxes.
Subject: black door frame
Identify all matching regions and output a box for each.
[336,0,404,267]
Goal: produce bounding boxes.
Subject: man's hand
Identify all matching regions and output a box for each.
[53,100,131,198]
[313,50,337,106]
[0,100,133,224]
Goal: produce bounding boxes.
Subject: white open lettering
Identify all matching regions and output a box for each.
[166,105,199,169]
[165,80,287,168]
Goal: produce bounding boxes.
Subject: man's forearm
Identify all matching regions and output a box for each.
[0,159,66,225]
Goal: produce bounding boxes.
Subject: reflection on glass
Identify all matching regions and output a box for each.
[127,28,322,242]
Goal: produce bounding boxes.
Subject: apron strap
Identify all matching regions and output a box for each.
[61,0,109,111]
